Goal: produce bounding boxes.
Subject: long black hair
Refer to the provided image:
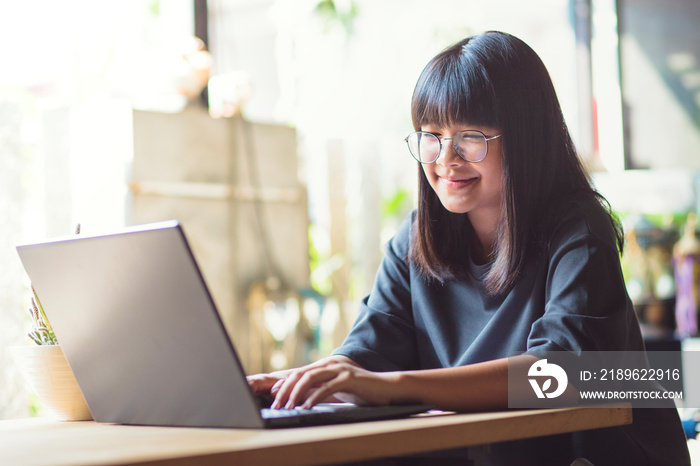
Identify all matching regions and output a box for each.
[409,31,623,295]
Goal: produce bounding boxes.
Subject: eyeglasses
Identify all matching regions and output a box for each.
[404,130,502,164]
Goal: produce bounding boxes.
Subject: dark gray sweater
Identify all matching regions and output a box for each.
[333,202,689,465]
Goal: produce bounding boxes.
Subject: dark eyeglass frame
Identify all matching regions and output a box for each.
[404,130,502,164]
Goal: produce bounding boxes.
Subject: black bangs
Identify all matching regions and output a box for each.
[411,42,499,130]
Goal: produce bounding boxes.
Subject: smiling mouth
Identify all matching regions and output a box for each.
[440,176,478,188]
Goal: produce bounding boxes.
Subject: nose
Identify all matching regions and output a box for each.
[436,137,462,166]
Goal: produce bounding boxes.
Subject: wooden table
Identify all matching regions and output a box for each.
[0,404,632,466]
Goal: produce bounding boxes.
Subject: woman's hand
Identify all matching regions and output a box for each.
[246,357,353,406]
[272,357,401,410]
[248,356,402,410]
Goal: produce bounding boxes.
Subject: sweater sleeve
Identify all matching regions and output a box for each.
[526,202,643,353]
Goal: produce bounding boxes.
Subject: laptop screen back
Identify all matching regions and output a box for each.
[16,221,264,428]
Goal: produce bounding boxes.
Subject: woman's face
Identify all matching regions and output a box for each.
[421,123,505,224]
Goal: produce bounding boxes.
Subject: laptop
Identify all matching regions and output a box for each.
[16,220,431,428]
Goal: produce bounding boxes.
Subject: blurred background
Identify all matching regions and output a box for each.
[1,0,699,425]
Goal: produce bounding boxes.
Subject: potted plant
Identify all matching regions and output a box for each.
[11,288,92,421]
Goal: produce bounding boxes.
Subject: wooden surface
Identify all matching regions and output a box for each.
[0,404,632,466]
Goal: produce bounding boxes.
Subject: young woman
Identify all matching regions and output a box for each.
[248,31,690,465]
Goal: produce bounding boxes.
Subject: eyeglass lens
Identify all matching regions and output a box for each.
[406,131,488,163]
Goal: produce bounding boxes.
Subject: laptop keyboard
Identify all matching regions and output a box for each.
[261,404,351,419]
[260,404,433,428]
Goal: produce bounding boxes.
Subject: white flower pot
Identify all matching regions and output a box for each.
[11,345,92,421]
